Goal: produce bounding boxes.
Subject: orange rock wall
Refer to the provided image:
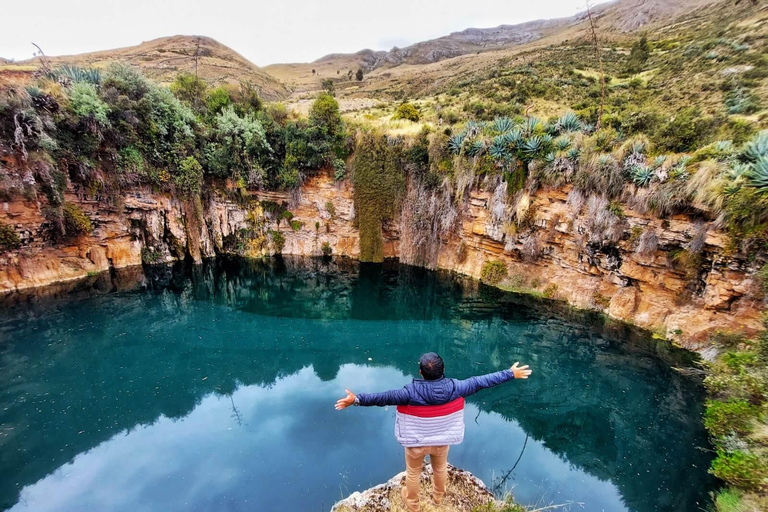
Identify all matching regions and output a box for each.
[1,172,763,347]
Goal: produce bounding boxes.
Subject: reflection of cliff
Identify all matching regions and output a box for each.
[0,258,713,511]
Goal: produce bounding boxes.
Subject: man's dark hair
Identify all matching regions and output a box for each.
[419,352,444,380]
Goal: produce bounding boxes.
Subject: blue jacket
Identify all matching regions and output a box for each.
[358,369,516,446]
[357,369,515,407]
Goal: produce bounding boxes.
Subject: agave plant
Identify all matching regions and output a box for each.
[46,65,101,85]
[492,116,513,134]
[652,155,668,168]
[489,138,511,162]
[555,112,581,133]
[729,162,751,180]
[567,147,581,161]
[714,140,735,154]
[448,133,466,155]
[466,139,485,157]
[741,131,768,163]
[597,154,616,168]
[746,158,768,190]
[522,135,544,156]
[464,120,481,138]
[554,136,572,152]
[504,127,524,147]
[544,152,557,165]
[632,166,655,187]
[523,116,544,136]
[631,140,647,155]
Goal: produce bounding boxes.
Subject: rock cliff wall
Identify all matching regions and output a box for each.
[1,171,763,347]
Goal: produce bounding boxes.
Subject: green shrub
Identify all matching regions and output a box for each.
[654,108,715,152]
[333,158,347,181]
[141,247,161,264]
[352,132,405,262]
[705,400,759,437]
[170,73,207,106]
[205,106,269,182]
[710,450,766,490]
[206,87,231,115]
[62,202,92,237]
[0,222,21,251]
[321,241,332,256]
[325,200,336,219]
[543,283,559,299]
[69,82,109,125]
[290,220,303,231]
[270,230,285,253]
[393,102,420,122]
[174,156,204,196]
[309,92,343,137]
[480,260,507,285]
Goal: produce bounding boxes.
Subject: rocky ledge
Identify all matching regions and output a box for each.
[332,464,504,512]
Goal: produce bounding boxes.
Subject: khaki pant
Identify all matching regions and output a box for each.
[401,445,450,512]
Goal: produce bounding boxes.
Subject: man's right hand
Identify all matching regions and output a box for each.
[335,389,357,410]
[511,362,532,379]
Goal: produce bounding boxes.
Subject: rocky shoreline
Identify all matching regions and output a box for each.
[332,464,504,512]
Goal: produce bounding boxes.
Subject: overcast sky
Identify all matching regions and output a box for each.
[3,0,612,66]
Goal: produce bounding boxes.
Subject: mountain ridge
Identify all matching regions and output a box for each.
[0,35,289,100]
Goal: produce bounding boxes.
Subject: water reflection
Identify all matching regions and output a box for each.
[0,257,714,512]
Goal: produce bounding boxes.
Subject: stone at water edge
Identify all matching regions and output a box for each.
[331,464,504,512]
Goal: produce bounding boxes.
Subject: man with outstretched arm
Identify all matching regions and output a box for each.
[335,352,532,512]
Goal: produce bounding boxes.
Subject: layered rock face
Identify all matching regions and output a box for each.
[0,172,763,347]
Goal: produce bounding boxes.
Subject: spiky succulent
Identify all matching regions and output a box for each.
[46,65,101,85]
[631,141,647,155]
[489,138,511,162]
[524,116,543,136]
[522,135,544,156]
[555,112,581,133]
[746,158,768,190]
[544,152,556,164]
[567,147,581,161]
[448,133,466,155]
[464,121,481,137]
[554,136,572,152]
[715,140,735,154]
[741,131,768,164]
[504,128,524,147]
[652,155,668,168]
[729,162,751,180]
[466,139,485,157]
[492,116,513,134]
[597,154,615,168]
[632,166,654,187]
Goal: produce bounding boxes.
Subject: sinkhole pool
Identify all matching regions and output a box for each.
[0,257,715,512]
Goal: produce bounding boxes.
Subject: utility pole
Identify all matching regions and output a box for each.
[585,1,605,130]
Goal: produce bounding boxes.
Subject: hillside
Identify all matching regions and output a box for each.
[264,0,726,93]
[0,35,289,100]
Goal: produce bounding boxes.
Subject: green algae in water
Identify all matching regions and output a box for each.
[0,257,715,512]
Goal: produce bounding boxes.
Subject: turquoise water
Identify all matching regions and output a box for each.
[0,257,715,512]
